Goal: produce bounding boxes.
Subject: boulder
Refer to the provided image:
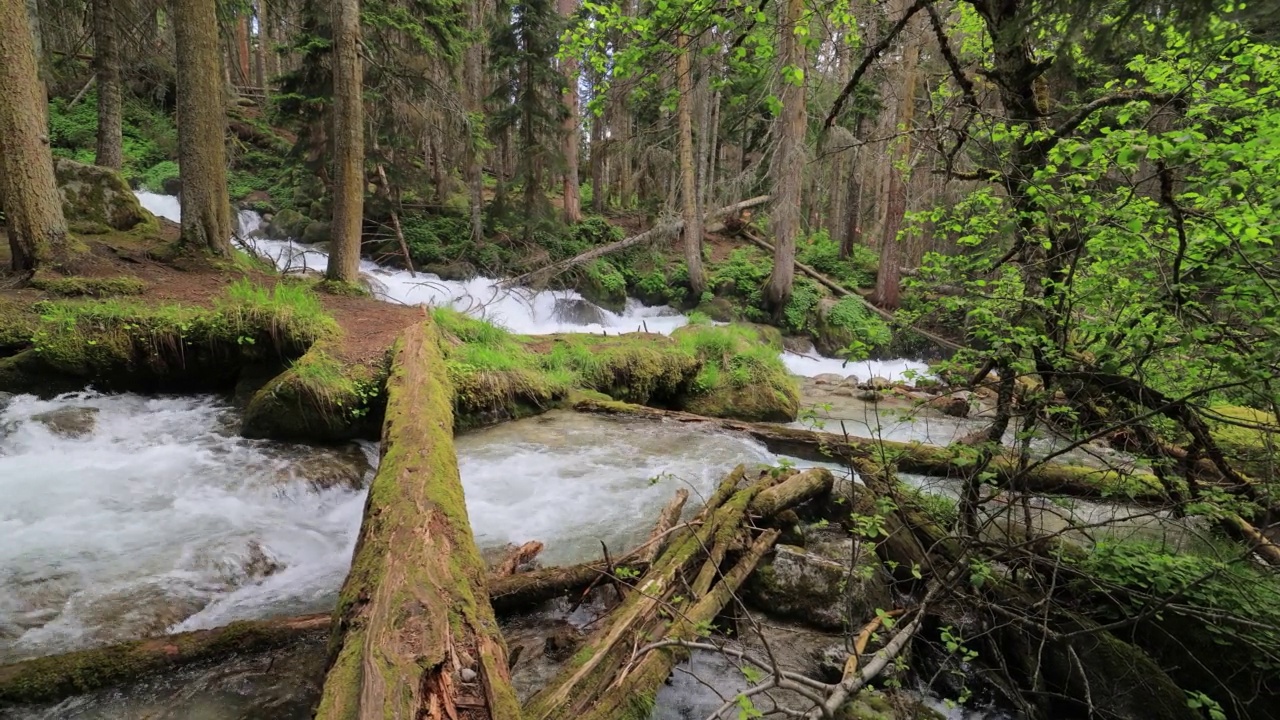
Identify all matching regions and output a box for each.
[552,298,609,326]
[301,220,332,244]
[782,334,815,355]
[31,406,99,438]
[55,159,156,234]
[276,443,373,491]
[856,390,883,402]
[693,296,736,322]
[265,208,310,239]
[744,539,893,631]
[813,373,845,386]
[926,393,971,418]
[860,376,892,390]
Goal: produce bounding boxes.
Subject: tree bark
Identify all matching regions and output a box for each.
[253,0,266,88]
[464,0,487,243]
[235,14,251,85]
[557,0,582,223]
[92,0,122,170]
[325,0,364,283]
[315,320,522,720]
[870,5,921,310]
[764,0,806,315]
[171,0,231,254]
[0,0,71,271]
[677,31,705,297]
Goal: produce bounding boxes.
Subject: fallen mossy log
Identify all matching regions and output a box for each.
[524,466,833,720]
[573,396,1170,502]
[0,613,330,705]
[315,320,522,720]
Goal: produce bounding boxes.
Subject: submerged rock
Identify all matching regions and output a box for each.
[744,538,893,631]
[552,298,609,326]
[31,406,99,438]
[55,159,157,234]
[277,443,372,490]
[926,393,971,418]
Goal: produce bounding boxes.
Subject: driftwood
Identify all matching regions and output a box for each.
[0,614,330,705]
[639,488,689,563]
[525,466,835,720]
[498,196,771,289]
[572,396,1170,503]
[493,540,545,578]
[315,320,522,720]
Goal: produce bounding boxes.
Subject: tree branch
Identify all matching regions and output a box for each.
[822,0,934,133]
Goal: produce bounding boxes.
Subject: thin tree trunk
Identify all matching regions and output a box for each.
[92,0,122,169]
[235,15,251,85]
[464,0,486,243]
[870,10,921,310]
[764,0,806,314]
[557,0,581,223]
[677,31,705,297]
[253,0,266,88]
[0,0,71,271]
[589,96,605,212]
[171,0,231,254]
[326,0,363,283]
[315,321,522,720]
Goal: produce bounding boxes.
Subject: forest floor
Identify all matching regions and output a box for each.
[0,218,423,368]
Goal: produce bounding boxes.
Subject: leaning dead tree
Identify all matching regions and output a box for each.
[499,196,771,289]
[315,319,522,720]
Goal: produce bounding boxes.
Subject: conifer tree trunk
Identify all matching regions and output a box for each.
[677,31,705,297]
[765,0,806,314]
[235,15,251,85]
[464,0,486,243]
[253,0,266,88]
[557,0,581,224]
[0,0,71,271]
[171,0,231,254]
[92,0,122,169]
[326,0,364,283]
[870,8,921,310]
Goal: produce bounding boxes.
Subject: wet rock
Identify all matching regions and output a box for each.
[926,394,971,418]
[552,298,609,326]
[265,208,310,239]
[0,392,13,411]
[856,390,883,402]
[55,159,156,233]
[543,626,581,661]
[782,334,815,355]
[243,540,284,580]
[693,296,736,322]
[861,376,893,390]
[813,373,845,386]
[831,387,857,397]
[840,375,862,387]
[278,443,372,491]
[301,220,332,244]
[905,391,935,402]
[744,540,893,631]
[32,406,99,438]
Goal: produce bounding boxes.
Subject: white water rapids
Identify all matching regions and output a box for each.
[2,194,973,716]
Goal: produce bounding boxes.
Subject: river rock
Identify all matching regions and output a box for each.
[280,443,372,491]
[744,539,893,631]
[31,406,100,438]
[0,392,13,412]
[552,298,608,326]
[782,335,815,354]
[55,158,156,234]
[813,373,845,386]
[856,389,883,402]
[926,393,971,418]
[861,376,892,390]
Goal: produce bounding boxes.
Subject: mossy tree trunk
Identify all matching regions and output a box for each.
[326,0,364,284]
[557,0,581,224]
[0,0,72,272]
[316,319,522,720]
[92,0,123,170]
[171,0,232,255]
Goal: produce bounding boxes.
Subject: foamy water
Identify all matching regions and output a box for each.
[135,192,928,382]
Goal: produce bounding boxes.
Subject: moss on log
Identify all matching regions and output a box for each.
[573,396,1168,502]
[0,614,329,705]
[239,341,387,442]
[315,319,521,720]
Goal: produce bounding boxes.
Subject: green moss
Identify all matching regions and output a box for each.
[1208,404,1278,478]
[315,278,370,297]
[240,342,387,442]
[31,275,148,298]
[674,324,800,422]
[0,280,336,394]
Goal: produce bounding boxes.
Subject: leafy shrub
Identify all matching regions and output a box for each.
[140,161,180,192]
[826,296,893,353]
[797,230,878,289]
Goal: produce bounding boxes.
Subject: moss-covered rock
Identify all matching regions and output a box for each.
[55,158,158,235]
[744,538,893,631]
[265,208,311,240]
[811,296,893,358]
[674,323,800,422]
[240,343,386,442]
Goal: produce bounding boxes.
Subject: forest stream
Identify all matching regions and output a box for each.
[0,195,1210,719]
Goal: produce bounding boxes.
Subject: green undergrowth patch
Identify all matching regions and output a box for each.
[433,308,800,427]
[674,320,799,422]
[1206,404,1278,479]
[240,340,387,441]
[0,279,336,394]
[31,275,148,298]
